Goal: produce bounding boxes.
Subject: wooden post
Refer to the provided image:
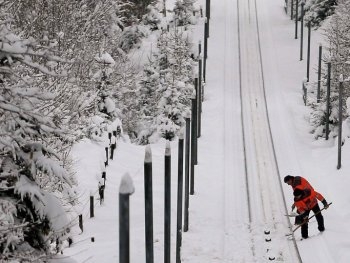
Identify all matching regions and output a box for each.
[119,173,135,263]
[144,145,154,263]
[164,141,171,263]
[291,0,294,20]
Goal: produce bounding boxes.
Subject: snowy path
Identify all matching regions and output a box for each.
[55,0,350,263]
[183,0,308,260]
[234,0,300,260]
[183,0,302,261]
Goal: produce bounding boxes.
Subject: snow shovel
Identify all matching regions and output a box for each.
[286,202,332,236]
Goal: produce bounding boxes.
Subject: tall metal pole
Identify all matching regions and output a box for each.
[198,58,202,138]
[295,0,299,39]
[176,133,184,263]
[203,19,208,83]
[183,117,190,232]
[119,173,134,263]
[317,45,322,102]
[306,22,311,81]
[144,146,154,263]
[300,1,305,60]
[164,141,171,263]
[190,94,198,195]
[193,78,198,165]
[207,0,211,20]
[205,0,210,37]
[325,62,331,140]
[204,18,208,60]
[337,76,343,170]
[90,195,94,218]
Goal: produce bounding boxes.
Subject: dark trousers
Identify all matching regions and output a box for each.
[301,203,324,238]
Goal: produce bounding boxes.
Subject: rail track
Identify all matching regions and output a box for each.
[222,0,303,260]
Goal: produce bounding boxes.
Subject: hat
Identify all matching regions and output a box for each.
[293,189,303,197]
[284,175,294,183]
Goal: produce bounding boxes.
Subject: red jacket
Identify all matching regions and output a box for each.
[292,176,325,202]
[294,192,318,214]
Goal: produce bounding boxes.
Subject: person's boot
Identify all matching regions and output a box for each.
[301,227,309,239]
[318,225,325,232]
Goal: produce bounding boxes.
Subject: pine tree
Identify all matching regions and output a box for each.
[304,0,337,27]
[136,60,161,144]
[0,15,75,261]
[137,28,195,142]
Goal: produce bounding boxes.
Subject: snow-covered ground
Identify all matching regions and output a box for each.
[51,0,350,262]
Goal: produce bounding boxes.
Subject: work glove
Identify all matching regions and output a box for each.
[295,213,308,225]
[322,199,329,209]
[291,203,295,211]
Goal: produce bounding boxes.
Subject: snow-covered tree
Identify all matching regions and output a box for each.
[120,0,158,25]
[136,28,195,142]
[174,0,196,26]
[308,0,350,139]
[0,17,76,260]
[304,0,337,27]
[119,25,146,52]
[136,60,161,144]
[142,5,163,31]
